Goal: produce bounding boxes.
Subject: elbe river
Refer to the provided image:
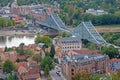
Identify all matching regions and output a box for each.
[0,35,36,48]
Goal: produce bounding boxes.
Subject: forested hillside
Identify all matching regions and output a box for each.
[0,0,120,26]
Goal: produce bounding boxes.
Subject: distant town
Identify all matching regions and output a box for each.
[0,0,120,80]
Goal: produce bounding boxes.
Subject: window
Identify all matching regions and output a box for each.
[71,69,74,72]
[71,73,74,76]
[71,68,74,76]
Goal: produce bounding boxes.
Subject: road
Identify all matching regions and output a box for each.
[41,71,46,80]
[50,66,66,80]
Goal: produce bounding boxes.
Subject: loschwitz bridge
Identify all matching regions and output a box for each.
[36,13,120,52]
[36,13,109,46]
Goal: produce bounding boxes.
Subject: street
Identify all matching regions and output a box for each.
[50,66,66,80]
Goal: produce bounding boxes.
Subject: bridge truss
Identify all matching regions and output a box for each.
[37,13,108,45]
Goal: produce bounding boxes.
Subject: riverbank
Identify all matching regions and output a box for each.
[0,30,37,36]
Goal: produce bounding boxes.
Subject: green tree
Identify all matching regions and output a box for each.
[61,32,71,37]
[103,32,112,43]
[72,72,90,80]
[89,75,100,80]
[54,58,59,64]
[32,54,42,63]
[3,59,17,73]
[4,46,7,52]
[101,45,119,59]
[45,52,51,57]
[19,43,25,47]
[0,17,7,27]
[24,49,34,57]
[16,43,25,55]
[42,44,48,52]
[7,20,14,27]
[40,56,54,70]
[44,64,50,76]
[35,35,52,46]
[7,74,14,80]
[87,43,96,50]
[50,45,55,58]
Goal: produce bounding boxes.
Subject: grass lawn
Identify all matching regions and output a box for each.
[95,25,120,28]
[95,25,120,32]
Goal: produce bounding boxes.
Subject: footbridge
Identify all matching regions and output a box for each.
[36,13,108,45]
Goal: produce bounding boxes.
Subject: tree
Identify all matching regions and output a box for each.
[103,32,111,42]
[35,35,52,46]
[24,49,34,57]
[72,72,90,80]
[7,20,14,27]
[87,43,96,50]
[7,74,14,80]
[16,43,25,55]
[4,46,7,52]
[89,75,100,80]
[45,52,51,57]
[3,59,17,73]
[44,64,50,76]
[42,44,48,52]
[54,58,59,64]
[61,32,71,37]
[50,45,55,58]
[32,54,42,63]
[4,46,14,52]
[19,43,25,47]
[101,45,119,59]
[40,56,54,70]
[110,69,120,80]
[0,17,7,27]
[7,73,18,80]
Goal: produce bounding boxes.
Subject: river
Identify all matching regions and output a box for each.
[0,35,36,48]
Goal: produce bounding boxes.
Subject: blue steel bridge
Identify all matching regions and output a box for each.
[36,13,108,45]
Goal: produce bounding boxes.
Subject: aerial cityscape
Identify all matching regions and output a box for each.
[0,0,120,80]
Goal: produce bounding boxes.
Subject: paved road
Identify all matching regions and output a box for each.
[41,71,46,80]
[50,66,66,80]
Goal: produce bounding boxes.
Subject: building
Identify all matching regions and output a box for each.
[86,8,108,15]
[12,15,25,24]
[53,37,82,53]
[17,59,41,80]
[61,50,109,80]
[109,59,120,74]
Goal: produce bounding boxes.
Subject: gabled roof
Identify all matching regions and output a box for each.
[60,37,81,43]
[17,55,26,60]
[18,66,27,74]
[72,50,99,54]
[16,62,28,68]
[23,73,41,80]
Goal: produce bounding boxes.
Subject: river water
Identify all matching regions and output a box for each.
[0,35,36,48]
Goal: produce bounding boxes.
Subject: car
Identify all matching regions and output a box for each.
[57,71,60,72]
[56,72,61,76]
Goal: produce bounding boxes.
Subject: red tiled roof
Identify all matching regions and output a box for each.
[17,55,26,60]
[12,55,17,62]
[72,50,99,54]
[18,66,27,74]
[0,48,3,52]
[28,44,37,48]
[23,73,41,80]
[109,58,120,63]
[28,65,40,74]
[15,62,28,68]
[3,52,10,57]
[28,57,37,64]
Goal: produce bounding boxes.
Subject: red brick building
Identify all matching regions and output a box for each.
[61,50,109,80]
